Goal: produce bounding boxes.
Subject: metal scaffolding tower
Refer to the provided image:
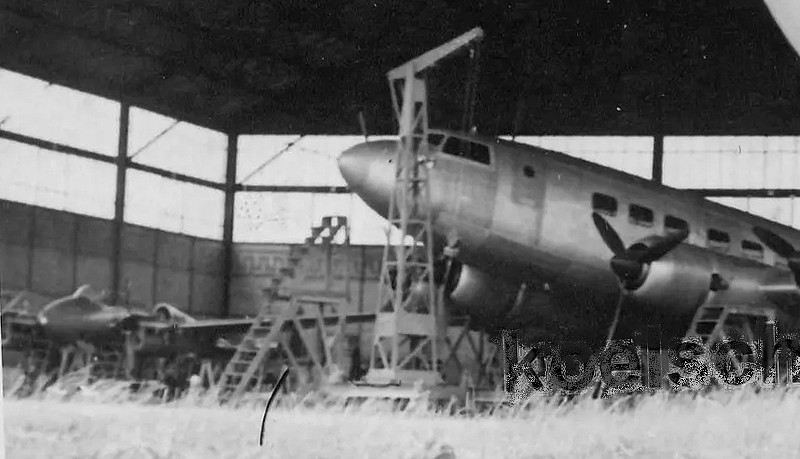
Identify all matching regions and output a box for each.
[365,28,484,388]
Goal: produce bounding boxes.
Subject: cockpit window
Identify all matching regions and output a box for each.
[427,133,445,147]
[74,297,103,312]
[441,136,491,165]
[402,133,446,151]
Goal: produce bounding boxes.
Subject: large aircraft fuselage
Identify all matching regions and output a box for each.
[339,131,800,347]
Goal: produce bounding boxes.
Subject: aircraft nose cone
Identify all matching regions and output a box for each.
[36,311,49,326]
[337,143,373,191]
[337,140,397,221]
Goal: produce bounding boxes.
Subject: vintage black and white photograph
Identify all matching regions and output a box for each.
[3,1,800,458]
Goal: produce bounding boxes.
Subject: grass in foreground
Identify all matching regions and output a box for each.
[4,387,800,458]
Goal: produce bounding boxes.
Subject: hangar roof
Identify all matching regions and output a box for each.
[2,0,800,136]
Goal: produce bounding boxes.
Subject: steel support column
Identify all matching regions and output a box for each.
[652,134,664,184]
[110,103,130,304]
[221,134,238,317]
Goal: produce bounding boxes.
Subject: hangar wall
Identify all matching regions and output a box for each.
[1,199,386,318]
[230,243,383,317]
[0,199,225,315]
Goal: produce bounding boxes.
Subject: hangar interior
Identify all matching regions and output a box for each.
[3,0,800,400]
[3,68,800,319]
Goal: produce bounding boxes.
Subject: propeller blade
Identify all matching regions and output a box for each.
[636,229,690,264]
[753,226,797,259]
[592,212,641,281]
[592,212,626,256]
[592,212,687,287]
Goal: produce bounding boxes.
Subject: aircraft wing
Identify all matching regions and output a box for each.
[139,313,377,333]
[137,317,253,334]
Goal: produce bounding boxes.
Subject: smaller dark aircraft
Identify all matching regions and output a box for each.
[1,285,254,377]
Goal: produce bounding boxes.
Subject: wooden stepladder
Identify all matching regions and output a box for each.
[215,296,296,403]
[11,338,54,397]
[685,302,768,349]
[680,301,778,388]
[215,295,349,403]
[216,215,352,403]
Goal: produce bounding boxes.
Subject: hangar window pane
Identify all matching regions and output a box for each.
[125,170,224,239]
[592,193,617,216]
[0,139,116,219]
[709,197,800,231]
[0,70,120,156]
[237,135,395,187]
[441,137,491,165]
[233,192,314,244]
[128,108,226,182]
[233,192,407,245]
[664,136,800,190]
[629,204,654,227]
[664,215,689,232]
[742,240,764,260]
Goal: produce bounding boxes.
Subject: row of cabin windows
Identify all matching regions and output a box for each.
[591,192,765,259]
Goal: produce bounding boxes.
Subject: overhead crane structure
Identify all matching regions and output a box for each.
[355,28,504,400]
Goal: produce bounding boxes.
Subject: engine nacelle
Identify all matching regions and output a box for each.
[626,243,772,322]
[760,270,800,310]
[445,264,520,325]
[627,247,712,313]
